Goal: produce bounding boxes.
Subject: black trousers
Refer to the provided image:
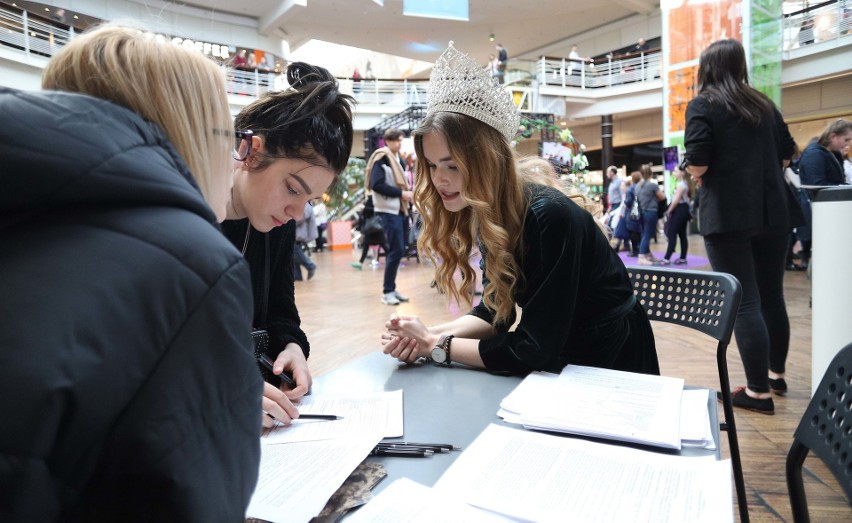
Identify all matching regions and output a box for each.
[703,228,790,393]
[664,203,690,260]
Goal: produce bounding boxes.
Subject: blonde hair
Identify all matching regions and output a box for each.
[42,24,232,219]
[414,112,599,326]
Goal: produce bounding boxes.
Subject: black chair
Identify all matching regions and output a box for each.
[627,267,748,522]
[786,342,852,522]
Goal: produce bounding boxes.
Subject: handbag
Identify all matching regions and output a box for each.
[363,215,384,234]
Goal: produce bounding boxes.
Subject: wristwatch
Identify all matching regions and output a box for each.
[430,334,453,365]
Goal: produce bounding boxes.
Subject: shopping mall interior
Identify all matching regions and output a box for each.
[1,0,851,521]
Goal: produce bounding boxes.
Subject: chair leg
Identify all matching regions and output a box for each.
[786,441,810,523]
[718,344,749,523]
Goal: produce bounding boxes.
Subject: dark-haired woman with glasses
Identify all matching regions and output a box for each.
[221,62,355,427]
[684,39,795,415]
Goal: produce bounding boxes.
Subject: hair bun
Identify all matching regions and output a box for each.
[287,62,335,89]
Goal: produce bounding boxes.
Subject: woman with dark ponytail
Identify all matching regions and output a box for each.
[221,62,354,427]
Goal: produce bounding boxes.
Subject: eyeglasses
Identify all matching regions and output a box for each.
[233,130,254,161]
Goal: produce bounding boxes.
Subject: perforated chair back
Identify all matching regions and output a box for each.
[627,267,747,522]
[786,342,852,522]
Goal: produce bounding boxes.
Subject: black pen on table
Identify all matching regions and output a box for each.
[370,447,433,458]
[380,440,461,451]
[257,353,297,388]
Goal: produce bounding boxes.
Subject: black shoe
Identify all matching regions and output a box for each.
[786,263,804,271]
[307,267,316,280]
[768,378,787,396]
[723,387,774,415]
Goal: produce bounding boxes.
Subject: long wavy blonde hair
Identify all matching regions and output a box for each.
[413,112,596,326]
[42,24,233,219]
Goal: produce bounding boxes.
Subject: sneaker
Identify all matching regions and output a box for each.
[673,258,688,265]
[392,291,410,302]
[381,292,400,305]
[350,261,363,270]
[637,254,657,266]
[307,267,316,280]
[726,386,775,415]
[626,252,639,258]
[769,377,788,396]
[658,258,671,265]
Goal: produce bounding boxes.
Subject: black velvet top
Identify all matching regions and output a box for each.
[221,218,310,360]
[471,185,658,375]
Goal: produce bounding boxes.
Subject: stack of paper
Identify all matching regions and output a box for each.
[498,365,686,449]
[433,424,733,523]
[246,390,404,523]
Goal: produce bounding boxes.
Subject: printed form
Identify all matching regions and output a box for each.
[246,435,382,523]
[434,424,733,523]
[262,389,403,444]
[499,365,684,449]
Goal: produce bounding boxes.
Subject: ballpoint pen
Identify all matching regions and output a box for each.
[375,443,450,453]
[380,441,461,451]
[370,447,434,458]
[257,353,297,388]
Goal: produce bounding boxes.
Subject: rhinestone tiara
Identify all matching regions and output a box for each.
[427,41,520,141]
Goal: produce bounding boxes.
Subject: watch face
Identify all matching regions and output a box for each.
[431,346,447,364]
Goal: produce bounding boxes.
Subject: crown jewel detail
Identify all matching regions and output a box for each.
[428,42,520,141]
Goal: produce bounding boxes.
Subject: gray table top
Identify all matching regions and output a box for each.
[313,351,720,493]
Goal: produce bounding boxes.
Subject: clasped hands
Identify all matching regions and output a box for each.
[261,343,312,429]
[381,314,437,364]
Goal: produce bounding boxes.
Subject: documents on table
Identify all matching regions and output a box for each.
[262,389,403,444]
[246,435,383,523]
[434,424,733,523]
[681,389,716,449]
[498,365,685,449]
[346,478,515,523]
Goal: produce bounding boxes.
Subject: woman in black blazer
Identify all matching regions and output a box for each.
[684,39,795,415]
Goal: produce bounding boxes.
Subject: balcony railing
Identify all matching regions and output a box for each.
[5,2,846,105]
[783,0,851,50]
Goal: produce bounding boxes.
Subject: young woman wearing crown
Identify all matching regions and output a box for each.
[380,43,660,375]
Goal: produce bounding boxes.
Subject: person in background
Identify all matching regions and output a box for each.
[621,172,643,257]
[293,202,318,281]
[660,164,694,265]
[605,165,623,212]
[635,163,666,265]
[0,24,260,519]
[634,37,649,52]
[313,199,329,252]
[380,43,659,377]
[684,39,795,414]
[365,127,414,305]
[495,43,508,84]
[843,144,852,185]
[796,119,852,268]
[222,63,354,426]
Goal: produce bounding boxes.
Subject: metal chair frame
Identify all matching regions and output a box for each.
[786,342,852,522]
[627,267,748,522]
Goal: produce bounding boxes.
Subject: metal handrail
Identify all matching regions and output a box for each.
[4,2,846,101]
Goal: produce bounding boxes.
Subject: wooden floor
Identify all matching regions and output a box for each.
[294,234,850,522]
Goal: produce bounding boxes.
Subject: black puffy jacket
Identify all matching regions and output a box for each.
[0,88,262,521]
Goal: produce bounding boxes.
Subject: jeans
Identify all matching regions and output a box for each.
[292,243,315,280]
[703,228,790,393]
[638,209,658,255]
[379,212,406,294]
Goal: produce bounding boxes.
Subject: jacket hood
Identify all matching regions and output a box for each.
[0,87,217,229]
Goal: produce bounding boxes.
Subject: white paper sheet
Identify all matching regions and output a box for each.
[434,424,732,523]
[500,365,684,449]
[246,435,382,523]
[680,389,716,450]
[262,389,403,444]
[346,478,515,523]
